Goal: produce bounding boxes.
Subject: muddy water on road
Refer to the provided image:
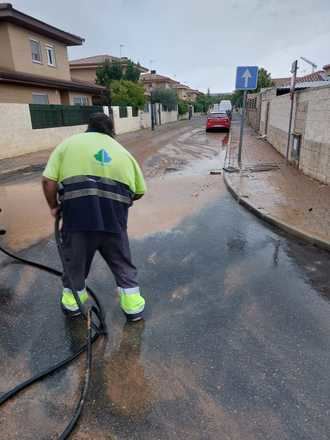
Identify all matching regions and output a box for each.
[0,175,53,251]
[129,128,227,237]
[0,124,227,250]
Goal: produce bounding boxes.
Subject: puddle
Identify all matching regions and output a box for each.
[129,154,226,239]
[0,178,53,250]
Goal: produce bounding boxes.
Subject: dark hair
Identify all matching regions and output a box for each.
[87,112,115,137]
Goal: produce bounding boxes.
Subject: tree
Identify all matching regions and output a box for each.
[194,93,215,113]
[124,60,141,82]
[111,80,145,108]
[96,59,123,86]
[178,100,189,115]
[152,88,177,111]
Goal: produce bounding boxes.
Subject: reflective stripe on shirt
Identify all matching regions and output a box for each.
[63,188,131,205]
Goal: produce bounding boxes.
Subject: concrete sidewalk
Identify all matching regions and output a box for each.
[224,119,330,250]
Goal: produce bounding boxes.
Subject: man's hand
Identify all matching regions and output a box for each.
[50,206,60,218]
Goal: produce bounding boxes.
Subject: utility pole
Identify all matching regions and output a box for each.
[286,60,298,163]
[120,44,125,59]
[150,90,155,131]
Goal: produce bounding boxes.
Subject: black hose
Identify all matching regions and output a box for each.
[0,219,107,439]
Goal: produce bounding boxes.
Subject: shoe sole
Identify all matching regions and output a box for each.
[61,303,82,318]
[124,312,144,322]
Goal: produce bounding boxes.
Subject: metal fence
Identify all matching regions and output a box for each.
[29,104,104,129]
[119,106,128,118]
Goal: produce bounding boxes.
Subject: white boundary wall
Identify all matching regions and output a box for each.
[109,104,179,135]
[0,103,180,160]
[0,103,86,160]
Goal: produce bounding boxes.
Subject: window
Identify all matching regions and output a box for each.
[32,93,49,104]
[73,96,89,106]
[46,45,56,67]
[30,39,42,63]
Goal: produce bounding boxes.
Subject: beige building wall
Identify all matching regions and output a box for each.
[7,23,71,80]
[0,85,93,105]
[0,23,15,70]
[0,84,61,104]
[176,89,187,100]
[70,67,97,83]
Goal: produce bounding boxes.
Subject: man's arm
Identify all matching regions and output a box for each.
[42,177,59,217]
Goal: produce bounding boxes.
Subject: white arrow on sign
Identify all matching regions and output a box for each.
[242,68,252,88]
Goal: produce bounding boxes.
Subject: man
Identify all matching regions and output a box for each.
[42,113,146,322]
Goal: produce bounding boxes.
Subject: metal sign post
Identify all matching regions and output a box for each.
[286,60,298,163]
[238,90,247,167]
[235,66,259,168]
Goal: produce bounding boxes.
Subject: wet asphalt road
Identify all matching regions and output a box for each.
[0,119,330,439]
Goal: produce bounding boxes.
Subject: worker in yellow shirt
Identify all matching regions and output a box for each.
[42,112,146,322]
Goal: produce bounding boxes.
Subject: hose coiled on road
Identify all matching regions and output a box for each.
[0,215,107,439]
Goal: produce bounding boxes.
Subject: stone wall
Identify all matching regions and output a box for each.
[267,93,293,156]
[258,85,330,184]
[246,93,261,131]
[298,87,330,183]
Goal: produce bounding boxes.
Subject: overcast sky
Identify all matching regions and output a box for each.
[11,0,330,92]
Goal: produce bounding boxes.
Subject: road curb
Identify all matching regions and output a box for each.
[223,171,330,252]
[0,163,45,181]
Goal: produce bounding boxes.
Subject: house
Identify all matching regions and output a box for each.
[69,55,148,83]
[140,71,179,95]
[0,3,105,105]
[173,84,201,102]
[272,67,330,90]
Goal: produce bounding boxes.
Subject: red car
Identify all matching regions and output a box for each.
[206,112,231,131]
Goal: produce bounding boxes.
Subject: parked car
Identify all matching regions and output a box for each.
[206,112,231,131]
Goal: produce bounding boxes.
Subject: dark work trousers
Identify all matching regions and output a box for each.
[61,230,139,292]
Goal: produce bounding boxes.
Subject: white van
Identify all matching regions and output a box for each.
[219,100,232,113]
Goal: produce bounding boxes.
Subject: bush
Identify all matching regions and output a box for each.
[152,88,177,111]
[194,102,204,113]
[178,100,189,115]
[111,80,145,109]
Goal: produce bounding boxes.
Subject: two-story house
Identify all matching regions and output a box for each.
[70,54,148,83]
[173,84,201,102]
[140,71,179,96]
[0,3,105,105]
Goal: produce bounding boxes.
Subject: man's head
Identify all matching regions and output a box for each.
[87,112,114,137]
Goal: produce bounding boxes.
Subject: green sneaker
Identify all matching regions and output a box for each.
[61,288,89,318]
[118,287,145,322]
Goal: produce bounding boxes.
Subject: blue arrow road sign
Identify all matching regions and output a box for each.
[235,66,259,90]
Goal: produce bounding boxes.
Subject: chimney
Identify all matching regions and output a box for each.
[323,64,330,80]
